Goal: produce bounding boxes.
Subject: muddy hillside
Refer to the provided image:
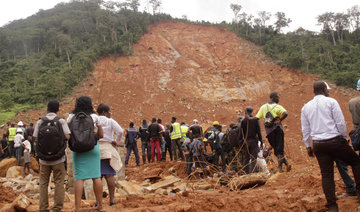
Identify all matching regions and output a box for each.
[5,21,360,211]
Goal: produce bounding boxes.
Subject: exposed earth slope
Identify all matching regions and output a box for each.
[3,21,360,211]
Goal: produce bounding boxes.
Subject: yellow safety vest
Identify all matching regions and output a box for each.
[181,125,189,140]
[171,122,182,140]
[8,127,16,142]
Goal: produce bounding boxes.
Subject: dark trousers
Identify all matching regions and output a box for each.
[164,142,173,161]
[213,148,226,172]
[9,141,14,157]
[125,142,140,165]
[171,138,184,160]
[185,154,193,176]
[266,127,284,157]
[243,139,259,174]
[194,155,206,169]
[141,141,151,164]
[313,136,360,208]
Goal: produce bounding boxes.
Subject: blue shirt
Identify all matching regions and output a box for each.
[126,128,140,144]
[191,139,203,157]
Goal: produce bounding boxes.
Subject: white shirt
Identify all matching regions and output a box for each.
[98,115,123,144]
[301,95,347,148]
[23,140,31,153]
[14,134,24,148]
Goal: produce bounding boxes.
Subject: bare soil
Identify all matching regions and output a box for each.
[3,21,360,212]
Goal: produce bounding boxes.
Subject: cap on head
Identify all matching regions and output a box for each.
[17,121,23,126]
[213,121,219,126]
[193,119,198,123]
[16,128,22,133]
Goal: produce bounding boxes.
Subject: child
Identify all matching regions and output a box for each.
[22,139,31,175]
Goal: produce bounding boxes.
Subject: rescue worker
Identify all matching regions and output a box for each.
[180,122,189,142]
[139,120,150,164]
[170,117,183,161]
[8,124,16,157]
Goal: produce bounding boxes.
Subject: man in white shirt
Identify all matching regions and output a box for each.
[14,128,24,166]
[301,81,360,212]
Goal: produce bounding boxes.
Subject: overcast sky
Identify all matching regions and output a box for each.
[0,0,359,32]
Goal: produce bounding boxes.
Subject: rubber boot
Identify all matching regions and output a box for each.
[283,157,292,172]
[277,155,284,172]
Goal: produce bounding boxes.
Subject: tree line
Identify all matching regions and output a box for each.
[224,3,360,88]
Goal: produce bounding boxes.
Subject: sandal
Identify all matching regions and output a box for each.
[110,200,115,206]
[95,207,105,212]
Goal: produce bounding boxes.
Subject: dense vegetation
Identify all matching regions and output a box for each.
[0,0,359,122]
[0,0,170,117]
[223,5,360,88]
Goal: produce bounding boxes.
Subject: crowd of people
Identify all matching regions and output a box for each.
[0,78,359,212]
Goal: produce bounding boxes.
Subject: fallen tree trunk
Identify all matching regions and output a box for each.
[225,172,269,190]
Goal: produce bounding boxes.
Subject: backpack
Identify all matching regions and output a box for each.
[264,104,277,128]
[36,116,66,161]
[68,112,97,153]
[350,127,360,151]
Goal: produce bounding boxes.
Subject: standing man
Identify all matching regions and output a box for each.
[25,123,35,156]
[170,117,184,161]
[147,118,162,162]
[349,79,360,129]
[139,120,150,164]
[33,100,70,212]
[241,106,263,174]
[301,81,360,211]
[8,124,16,157]
[163,124,173,161]
[208,124,226,173]
[157,119,166,161]
[124,122,140,166]
[256,92,290,172]
[189,119,203,140]
[14,128,24,166]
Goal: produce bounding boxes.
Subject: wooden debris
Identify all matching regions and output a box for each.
[118,180,144,195]
[144,175,180,192]
[227,172,269,190]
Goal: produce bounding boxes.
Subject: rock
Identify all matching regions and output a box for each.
[0,157,39,177]
[0,204,15,212]
[84,179,95,200]
[6,166,23,178]
[24,174,33,180]
[155,188,166,195]
[118,180,144,195]
[13,193,31,211]
[144,175,180,192]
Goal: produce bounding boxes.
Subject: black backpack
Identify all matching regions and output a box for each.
[264,104,277,128]
[350,127,360,151]
[68,112,97,153]
[36,116,66,161]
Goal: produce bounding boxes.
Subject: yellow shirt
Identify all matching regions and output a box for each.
[256,103,286,119]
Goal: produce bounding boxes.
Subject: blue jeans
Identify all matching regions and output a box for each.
[15,147,22,166]
[335,159,356,193]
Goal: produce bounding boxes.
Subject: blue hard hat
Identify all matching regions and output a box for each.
[357,79,360,91]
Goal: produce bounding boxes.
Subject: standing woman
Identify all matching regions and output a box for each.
[67,96,104,212]
[97,103,123,206]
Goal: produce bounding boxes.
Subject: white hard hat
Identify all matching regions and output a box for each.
[16,128,23,133]
[17,121,23,126]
